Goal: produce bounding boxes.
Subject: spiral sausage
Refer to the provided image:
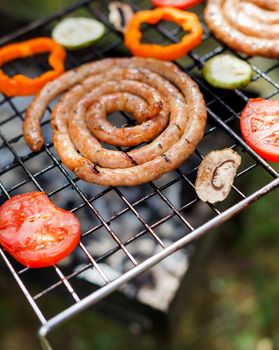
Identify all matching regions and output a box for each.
[23,57,207,186]
[205,0,279,58]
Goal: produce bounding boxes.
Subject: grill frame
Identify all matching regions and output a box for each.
[0,1,279,349]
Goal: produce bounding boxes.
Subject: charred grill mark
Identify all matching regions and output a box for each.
[212,160,236,190]
[162,154,171,163]
[157,100,163,109]
[122,151,138,165]
[52,123,59,131]
[90,163,100,174]
[174,123,181,131]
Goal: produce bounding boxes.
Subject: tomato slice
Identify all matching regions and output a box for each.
[240,98,279,163]
[150,0,202,9]
[0,192,81,268]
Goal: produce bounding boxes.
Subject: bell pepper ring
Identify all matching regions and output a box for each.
[124,7,203,61]
[150,0,203,9]
[0,37,66,96]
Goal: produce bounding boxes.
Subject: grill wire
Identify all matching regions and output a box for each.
[0,0,279,348]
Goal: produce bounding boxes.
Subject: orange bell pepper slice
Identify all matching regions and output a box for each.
[124,7,203,61]
[0,37,66,96]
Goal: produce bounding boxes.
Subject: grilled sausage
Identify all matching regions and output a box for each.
[224,0,279,40]
[246,0,279,11]
[24,58,207,186]
[205,0,279,58]
[68,67,186,169]
[23,58,130,152]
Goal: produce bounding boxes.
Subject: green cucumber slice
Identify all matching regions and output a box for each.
[52,17,105,50]
[202,54,253,90]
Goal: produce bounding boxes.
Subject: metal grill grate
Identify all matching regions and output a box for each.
[0,0,279,349]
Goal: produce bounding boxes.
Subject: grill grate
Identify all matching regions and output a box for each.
[0,0,279,349]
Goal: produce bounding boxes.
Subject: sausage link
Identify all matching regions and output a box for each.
[205,0,279,58]
[25,58,207,186]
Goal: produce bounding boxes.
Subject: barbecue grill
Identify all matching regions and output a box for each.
[0,1,278,349]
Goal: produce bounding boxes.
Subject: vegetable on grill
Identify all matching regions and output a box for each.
[0,192,81,268]
[124,7,203,60]
[195,148,241,204]
[52,17,105,50]
[240,98,279,162]
[202,54,253,90]
[0,37,66,96]
[108,2,134,33]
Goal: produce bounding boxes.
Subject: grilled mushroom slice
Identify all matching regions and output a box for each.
[108,2,134,33]
[195,148,241,204]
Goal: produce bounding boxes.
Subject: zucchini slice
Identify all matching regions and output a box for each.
[52,17,105,50]
[202,54,253,90]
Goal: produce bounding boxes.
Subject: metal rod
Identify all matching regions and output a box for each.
[38,177,279,349]
[0,249,47,325]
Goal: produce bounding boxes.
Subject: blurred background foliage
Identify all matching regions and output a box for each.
[0,0,74,21]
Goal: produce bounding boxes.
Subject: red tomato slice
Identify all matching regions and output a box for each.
[240,98,279,163]
[150,0,202,9]
[0,192,80,268]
